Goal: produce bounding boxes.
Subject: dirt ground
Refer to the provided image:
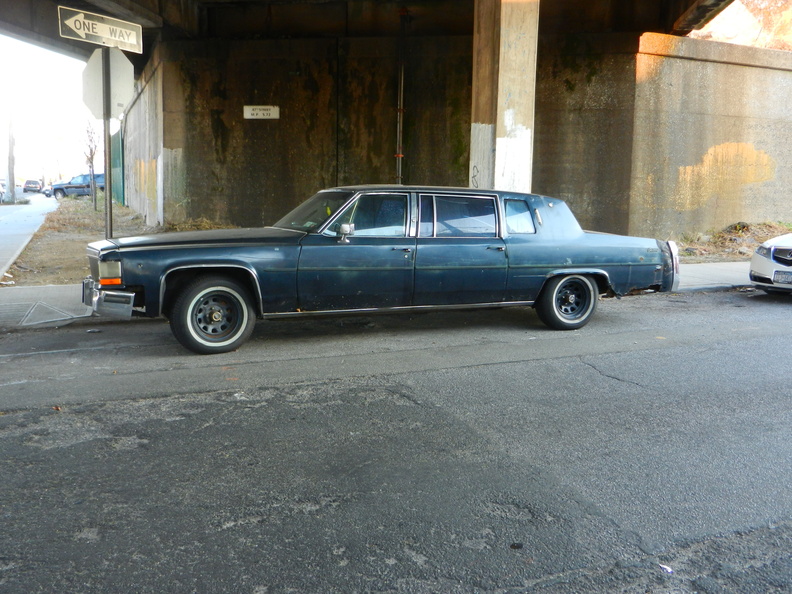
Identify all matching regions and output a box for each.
[1,196,790,287]
[1,197,158,287]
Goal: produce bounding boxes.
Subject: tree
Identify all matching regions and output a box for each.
[85,122,98,209]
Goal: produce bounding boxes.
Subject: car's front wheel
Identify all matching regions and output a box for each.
[535,274,598,330]
[54,189,65,200]
[170,276,256,354]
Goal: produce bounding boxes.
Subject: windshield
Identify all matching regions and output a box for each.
[272,190,354,232]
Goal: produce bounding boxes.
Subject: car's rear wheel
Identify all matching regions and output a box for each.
[170,276,256,354]
[535,274,598,330]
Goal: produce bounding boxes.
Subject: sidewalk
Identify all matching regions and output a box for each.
[0,195,93,330]
[0,195,58,283]
[0,262,753,331]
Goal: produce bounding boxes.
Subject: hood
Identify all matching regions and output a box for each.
[762,233,792,248]
[92,226,306,251]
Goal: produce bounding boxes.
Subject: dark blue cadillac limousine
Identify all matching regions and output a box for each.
[83,186,679,354]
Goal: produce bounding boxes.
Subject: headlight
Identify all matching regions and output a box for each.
[755,245,771,259]
[98,260,123,286]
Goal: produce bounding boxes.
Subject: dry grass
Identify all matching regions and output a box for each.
[38,198,107,233]
[2,197,153,287]
[164,217,234,232]
[37,195,150,234]
[2,197,232,287]
[677,221,792,262]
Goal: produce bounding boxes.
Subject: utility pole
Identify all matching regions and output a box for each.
[6,121,16,204]
[102,47,113,238]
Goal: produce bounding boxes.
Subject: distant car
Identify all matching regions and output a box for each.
[750,233,792,293]
[42,186,52,197]
[23,180,43,193]
[83,185,680,354]
[51,174,105,199]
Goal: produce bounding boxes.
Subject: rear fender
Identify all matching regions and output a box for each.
[543,269,612,296]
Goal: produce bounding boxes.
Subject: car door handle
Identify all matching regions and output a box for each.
[487,245,505,251]
[392,247,413,253]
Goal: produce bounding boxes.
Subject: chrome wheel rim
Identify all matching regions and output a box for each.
[555,279,591,320]
[191,291,244,342]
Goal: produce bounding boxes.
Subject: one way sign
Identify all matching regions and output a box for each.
[58,6,142,54]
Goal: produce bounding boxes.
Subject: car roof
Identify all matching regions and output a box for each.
[326,185,556,202]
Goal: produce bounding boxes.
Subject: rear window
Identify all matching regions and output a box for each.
[504,199,536,234]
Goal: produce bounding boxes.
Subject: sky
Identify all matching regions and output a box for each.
[0,34,102,185]
[689,0,792,49]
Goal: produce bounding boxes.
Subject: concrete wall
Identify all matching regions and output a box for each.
[630,33,792,239]
[124,45,164,227]
[124,35,472,227]
[534,32,792,239]
[534,35,638,234]
[125,30,792,239]
[160,39,339,227]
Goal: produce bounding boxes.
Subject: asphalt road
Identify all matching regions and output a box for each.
[1,289,791,592]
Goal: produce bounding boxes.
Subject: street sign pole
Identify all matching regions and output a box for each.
[59,6,140,238]
[58,7,143,54]
[102,47,113,239]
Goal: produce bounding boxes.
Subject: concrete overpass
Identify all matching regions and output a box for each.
[4,1,790,239]
[0,1,735,62]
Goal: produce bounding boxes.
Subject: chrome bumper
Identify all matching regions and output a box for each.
[660,240,680,292]
[82,277,135,318]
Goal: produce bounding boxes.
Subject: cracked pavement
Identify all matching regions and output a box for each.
[1,290,792,592]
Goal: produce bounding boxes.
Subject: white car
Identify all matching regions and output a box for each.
[750,233,792,293]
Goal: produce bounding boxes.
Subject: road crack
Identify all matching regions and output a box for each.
[580,359,646,388]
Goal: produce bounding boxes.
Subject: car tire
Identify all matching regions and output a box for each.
[170,276,256,354]
[54,189,65,200]
[535,274,598,330]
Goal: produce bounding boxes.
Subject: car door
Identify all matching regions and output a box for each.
[66,175,88,196]
[414,193,507,305]
[501,196,547,301]
[297,191,415,311]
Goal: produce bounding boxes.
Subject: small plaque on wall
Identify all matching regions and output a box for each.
[244,105,280,119]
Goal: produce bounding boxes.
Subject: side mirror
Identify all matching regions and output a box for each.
[339,223,355,243]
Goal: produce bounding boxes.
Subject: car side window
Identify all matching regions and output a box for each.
[504,199,536,234]
[434,196,497,237]
[330,193,408,237]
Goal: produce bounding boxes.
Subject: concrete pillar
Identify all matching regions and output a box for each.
[469,0,540,192]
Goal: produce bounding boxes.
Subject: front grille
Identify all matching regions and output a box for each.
[750,271,772,284]
[772,247,792,267]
